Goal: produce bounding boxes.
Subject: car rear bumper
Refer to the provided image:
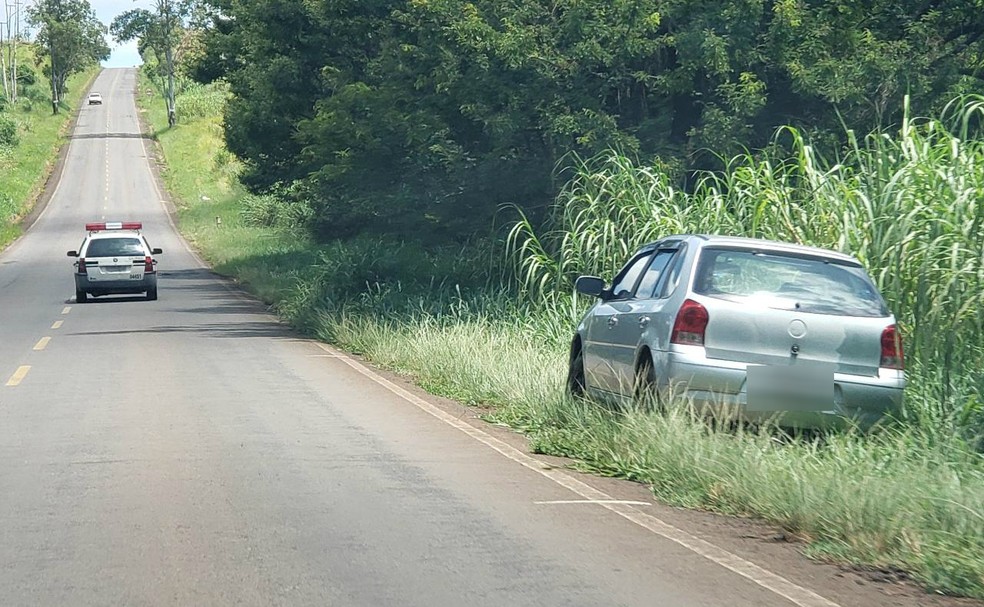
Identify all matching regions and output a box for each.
[75,273,156,295]
[661,346,905,429]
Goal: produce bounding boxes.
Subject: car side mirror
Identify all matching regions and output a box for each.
[151,248,163,255]
[67,250,78,257]
[575,276,607,298]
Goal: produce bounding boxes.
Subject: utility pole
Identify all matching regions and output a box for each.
[0,0,19,104]
[11,0,18,103]
[48,9,58,115]
[160,0,176,127]
[1,1,9,103]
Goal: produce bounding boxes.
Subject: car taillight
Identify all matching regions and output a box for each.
[671,299,709,346]
[78,258,87,273]
[880,324,904,369]
[144,256,154,273]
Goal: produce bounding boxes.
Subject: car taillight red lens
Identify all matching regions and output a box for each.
[144,256,154,272]
[880,324,904,369]
[78,258,87,273]
[671,299,709,345]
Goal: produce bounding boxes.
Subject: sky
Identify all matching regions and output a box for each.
[90,0,148,67]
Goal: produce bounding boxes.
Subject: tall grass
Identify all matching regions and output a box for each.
[175,81,232,120]
[511,97,984,443]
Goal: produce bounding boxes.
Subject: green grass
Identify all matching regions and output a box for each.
[0,61,101,248]
[140,77,984,599]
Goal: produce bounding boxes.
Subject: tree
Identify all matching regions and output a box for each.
[112,1,194,127]
[190,0,984,243]
[26,0,108,114]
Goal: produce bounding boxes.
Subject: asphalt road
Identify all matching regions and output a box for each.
[0,69,963,607]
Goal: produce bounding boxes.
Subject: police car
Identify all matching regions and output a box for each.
[67,222,162,303]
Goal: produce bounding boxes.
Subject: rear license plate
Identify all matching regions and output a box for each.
[746,362,835,411]
[129,273,142,280]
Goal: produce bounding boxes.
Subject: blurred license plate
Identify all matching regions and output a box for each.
[746,362,835,411]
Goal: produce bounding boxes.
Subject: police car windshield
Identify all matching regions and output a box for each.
[86,238,145,257]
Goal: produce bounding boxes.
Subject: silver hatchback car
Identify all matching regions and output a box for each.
[568,235,905,429]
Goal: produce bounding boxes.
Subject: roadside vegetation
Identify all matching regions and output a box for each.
[141,69,983,597]
[0,43,98,248]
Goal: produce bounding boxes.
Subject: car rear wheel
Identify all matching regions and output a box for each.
[633,356,662,412]
[76,289,87,303]
[566,344,586,398]
[146,287,158,301]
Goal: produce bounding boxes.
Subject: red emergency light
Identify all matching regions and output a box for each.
[85,222,142,232]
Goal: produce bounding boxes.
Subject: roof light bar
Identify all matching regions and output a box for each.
[85,222,142,232]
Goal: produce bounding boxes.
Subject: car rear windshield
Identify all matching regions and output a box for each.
[85,237,145,257]
[693,247,888,317]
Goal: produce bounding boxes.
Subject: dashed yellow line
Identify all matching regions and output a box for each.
[62,307,71,315]
[33,337,51,351]
[6,366,30,387]
[52,321,63,329]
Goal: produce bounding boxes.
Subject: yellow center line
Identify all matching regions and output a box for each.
[34,337,51,351]
[62,307,71,315]
[6,366,30,387]
[52,321,64,329]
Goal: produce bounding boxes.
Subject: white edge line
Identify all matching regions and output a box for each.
[534,500,653,506]
[316,341,841,607]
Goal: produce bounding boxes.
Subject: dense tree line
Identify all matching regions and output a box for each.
[187,0,984,242]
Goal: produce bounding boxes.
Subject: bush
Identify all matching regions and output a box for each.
[176,81,231,120]
[16,65,37,86]
[240,193,313,231]
[0,114,19,147]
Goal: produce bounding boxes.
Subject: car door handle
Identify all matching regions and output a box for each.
[607,317,619,328]
[639,316,651,328]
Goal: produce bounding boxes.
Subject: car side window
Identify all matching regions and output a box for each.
[659,245,688,298]
[609,252,653,300]
[633,249,677,299]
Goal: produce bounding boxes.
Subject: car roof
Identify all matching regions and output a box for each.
[638,234,862,266]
